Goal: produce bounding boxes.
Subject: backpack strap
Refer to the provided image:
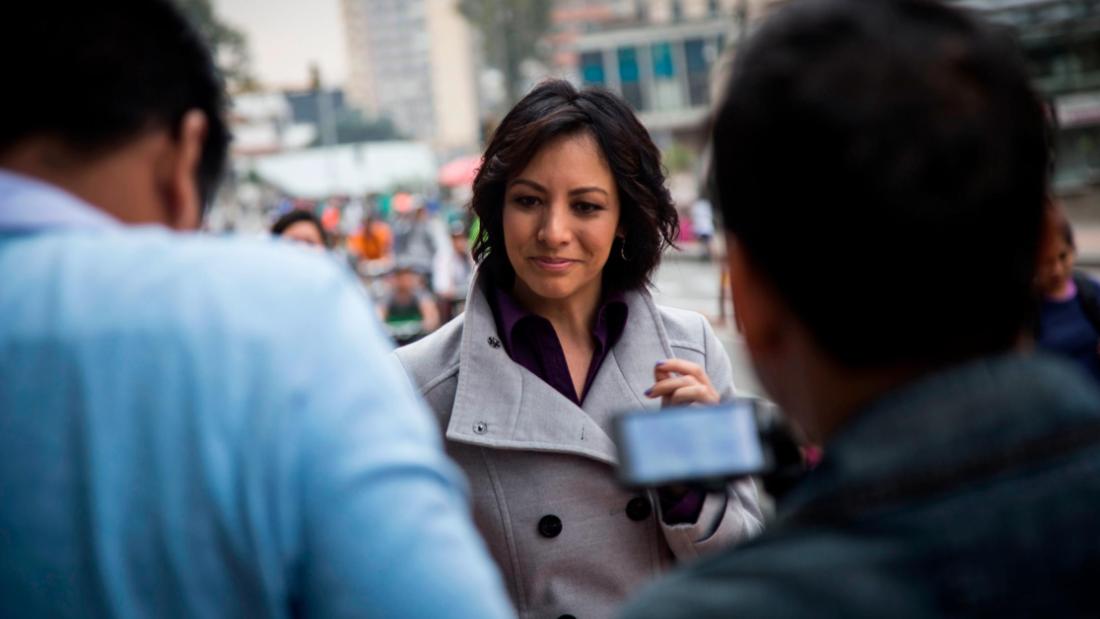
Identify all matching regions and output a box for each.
[780,420,1100,529]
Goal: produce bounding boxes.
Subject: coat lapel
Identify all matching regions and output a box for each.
[579,289,675,432]
[446,269,676,466]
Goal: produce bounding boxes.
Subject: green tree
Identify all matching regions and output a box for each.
[459,0,554,106]
[174,0,257,93]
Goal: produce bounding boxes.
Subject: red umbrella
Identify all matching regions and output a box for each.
[438,155,483,188]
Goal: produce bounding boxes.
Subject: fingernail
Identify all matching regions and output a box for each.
[644,388,652,396]
[655,360,665,367]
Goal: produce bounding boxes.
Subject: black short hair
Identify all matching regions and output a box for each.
[4,1,231,208]
[713,0,1049,367]
[471,80,679,292]
[271,210,328,247]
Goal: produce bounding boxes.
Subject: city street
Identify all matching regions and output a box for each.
[652,250,763,397]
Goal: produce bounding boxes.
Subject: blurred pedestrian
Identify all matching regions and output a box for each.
[347,211,393,266]
[272,209,328,249]
[379,262,441,345]
[394,80,762,619]
[623,1,1100,617]
[1036,205,1100,384]
[0,3,513,617]
[392,195,438,274]
[690,195,716,261]
[433,221,476,320]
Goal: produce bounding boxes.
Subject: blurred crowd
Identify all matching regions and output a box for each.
[269,193,475,344]
[268,189,719,346]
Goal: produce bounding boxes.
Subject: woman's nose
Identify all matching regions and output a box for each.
[537,203,572,246]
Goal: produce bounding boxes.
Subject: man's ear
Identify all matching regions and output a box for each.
[726,233,786,360]
[158,110,208,231]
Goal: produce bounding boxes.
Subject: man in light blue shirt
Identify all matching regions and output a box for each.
[0,2,512,617]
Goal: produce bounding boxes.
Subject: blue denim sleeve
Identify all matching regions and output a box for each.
[287,273,514,618]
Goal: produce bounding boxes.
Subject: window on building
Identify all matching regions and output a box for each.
[651,41,683,111]
[636,0,648,22]
[684,38,711,107]
[708,0,720,17]
[580,51,606,87]
[618,46,646,110]
[671,0,684,22]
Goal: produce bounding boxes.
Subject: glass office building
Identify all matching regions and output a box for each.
[960,0,1100,191]
[574,20,732,138]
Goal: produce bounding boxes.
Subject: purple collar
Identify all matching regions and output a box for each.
[489,283,629,405]
[492,285,627,356]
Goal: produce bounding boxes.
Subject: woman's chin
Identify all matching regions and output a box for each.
[516,275,580,302]
[528,283,576,301]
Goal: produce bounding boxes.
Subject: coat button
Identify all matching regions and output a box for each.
[626,496,652,521]
[487,336,501,348]
[472,421,487,434]
[558,615,577,619]
[538,514,562,538]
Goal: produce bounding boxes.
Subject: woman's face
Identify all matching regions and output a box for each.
[1038,234,1075,297]
[502,132,620,307]
[281,221,325,248]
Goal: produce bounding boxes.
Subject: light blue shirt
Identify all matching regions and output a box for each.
[0,170,513,618]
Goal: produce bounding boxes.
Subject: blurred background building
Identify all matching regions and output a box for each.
[341,0,481,155]
[958,0,1100,206]
[182,0,1100,373]
[199,0,1100,228]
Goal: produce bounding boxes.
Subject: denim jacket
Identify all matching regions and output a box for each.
[622,354,1100,618]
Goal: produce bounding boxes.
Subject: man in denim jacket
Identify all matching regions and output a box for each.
[623,0,1100,616]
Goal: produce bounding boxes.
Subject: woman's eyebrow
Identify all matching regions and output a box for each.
[508,179,609,198]
[569,186,609,197]
[508,178,546,193]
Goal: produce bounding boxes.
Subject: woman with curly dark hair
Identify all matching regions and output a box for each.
[394,80,762,618]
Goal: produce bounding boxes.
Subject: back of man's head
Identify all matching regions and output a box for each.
[3,0,230,209]
[714,0,1049,369]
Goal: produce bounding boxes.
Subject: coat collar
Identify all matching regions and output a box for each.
[446,267,675,464]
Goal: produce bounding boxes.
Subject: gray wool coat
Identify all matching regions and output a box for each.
[394,270,764,619]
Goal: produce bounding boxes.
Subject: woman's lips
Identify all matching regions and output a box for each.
[531,257,576,272]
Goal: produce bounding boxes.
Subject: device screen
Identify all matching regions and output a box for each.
[614,401,767,487]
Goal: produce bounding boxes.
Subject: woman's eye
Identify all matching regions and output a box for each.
[512,195,539,208]
[574,202,603,215]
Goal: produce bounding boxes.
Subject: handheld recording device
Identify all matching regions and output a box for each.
[613,400,773,488]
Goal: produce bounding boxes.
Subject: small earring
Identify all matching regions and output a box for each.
[619,237,629,261]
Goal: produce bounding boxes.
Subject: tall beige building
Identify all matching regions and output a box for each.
[341,0,480,154]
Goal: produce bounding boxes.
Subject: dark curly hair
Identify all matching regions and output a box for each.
[471,79,678,292]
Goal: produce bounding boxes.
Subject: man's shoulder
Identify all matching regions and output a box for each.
[622,536,822,618]
[135,229,350,293]
[622,527,928,619]
[12,228,364,345]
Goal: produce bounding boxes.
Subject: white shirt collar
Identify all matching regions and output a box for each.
[0,168,122,231]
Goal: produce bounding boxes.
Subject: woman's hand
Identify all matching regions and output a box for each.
[645,358,720,407]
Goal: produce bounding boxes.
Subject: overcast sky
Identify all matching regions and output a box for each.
[213,0,348,89]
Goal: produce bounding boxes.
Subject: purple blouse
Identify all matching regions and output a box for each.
[491,285,627,405]
[488,283,705,524]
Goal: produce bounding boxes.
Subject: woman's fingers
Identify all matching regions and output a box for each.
[666,385,719,406]
[646,375,697,398]
[646,375,720,406]
[654,358,711,385]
